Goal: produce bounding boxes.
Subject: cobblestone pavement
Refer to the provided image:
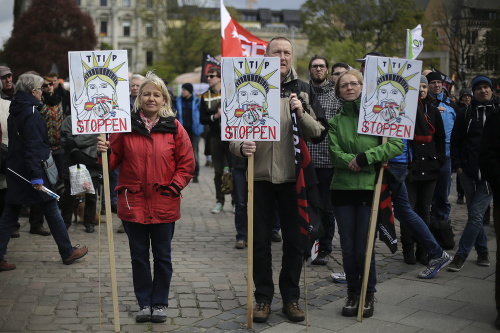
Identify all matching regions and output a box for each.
[0,156,495,332]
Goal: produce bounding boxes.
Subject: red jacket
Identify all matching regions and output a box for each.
[108,114,194,224]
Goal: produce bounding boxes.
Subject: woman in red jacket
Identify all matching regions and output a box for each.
[97,72,194,323]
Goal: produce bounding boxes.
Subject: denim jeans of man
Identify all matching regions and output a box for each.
[0,200,73,261]
[253,181,303,303]
[333,204,376,293]
[315,168,335,254]
[232,168,248,241]
[389,163,442,260]
[455,173,492,259]
[188,132,200,177]
[122,221,175,308]
[432,157,452,222]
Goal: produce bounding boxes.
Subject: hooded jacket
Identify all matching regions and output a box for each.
[6,91,53,204]
[107,111,195,224]
[451,95,500,180]
[328,99,404,191]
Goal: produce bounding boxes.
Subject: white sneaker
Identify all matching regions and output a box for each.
[211,202,223,214]
[330,271,347,283]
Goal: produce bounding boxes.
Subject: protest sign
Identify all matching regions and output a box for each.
[221,57,280,141]
[358,56,422,140]
[69,50,131,135]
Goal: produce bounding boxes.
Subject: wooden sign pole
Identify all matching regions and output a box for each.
[99,133,120,332]
[357,136,387,322]
[246,154,254,328]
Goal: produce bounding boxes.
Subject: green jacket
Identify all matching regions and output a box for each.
[328,99,404,190]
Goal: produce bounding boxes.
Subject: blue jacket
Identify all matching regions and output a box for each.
[176,95,203,136]
[6,91,53,204]
[429,91,456,157]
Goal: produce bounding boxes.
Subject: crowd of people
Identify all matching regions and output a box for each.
[0,34,499,326]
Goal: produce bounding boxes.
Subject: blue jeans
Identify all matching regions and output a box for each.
[0,200,73,261]
[232,168,248,241]
[390,163,442,260]
[455,173,491,258]
[122,221,175,308]
[315,168,335,254]
[109,166,119,205]
[253,181,303,303]
[432,157,451,222]
[333,204,376,293]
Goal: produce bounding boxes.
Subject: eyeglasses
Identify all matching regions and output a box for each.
[207,75,219,79]
[340,81,361,90]
[311,64,326,69]
[42,82,54,88]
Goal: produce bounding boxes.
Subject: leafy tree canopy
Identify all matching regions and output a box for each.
[1,0,97,79]
[300,0,424,66]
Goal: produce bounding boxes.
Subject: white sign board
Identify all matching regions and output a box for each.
[221,57,280,141]
[69,50,131,135]
[358,56,422,139]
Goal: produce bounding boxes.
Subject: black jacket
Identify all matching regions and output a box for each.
[409,101,445,181]
[451,96,500,180]
[479,106,500,193]
[6,91,53,204]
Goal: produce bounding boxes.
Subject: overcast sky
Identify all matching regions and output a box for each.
[0,0,306,49]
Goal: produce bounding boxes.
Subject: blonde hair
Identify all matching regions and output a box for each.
[133,71,175,118]
[334,69,363,98]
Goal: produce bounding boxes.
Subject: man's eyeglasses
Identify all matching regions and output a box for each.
[340,81,361,90]
[207,75,219,79]
[42,82,53,88]
[311,64,326,69]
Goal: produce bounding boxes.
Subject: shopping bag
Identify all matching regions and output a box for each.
[69,164,95,195]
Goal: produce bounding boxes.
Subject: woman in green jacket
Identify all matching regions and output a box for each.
[328,70,403,318]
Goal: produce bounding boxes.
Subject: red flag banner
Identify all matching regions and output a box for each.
[221,1,268,57]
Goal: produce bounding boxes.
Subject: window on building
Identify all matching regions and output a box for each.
[100,21,108,36]
[146,51,153,67]
[146,22,153,38]
[466,30,478,45]
[146,0,153,8]
[101,0,107,6]
[75,0,81,5]
[271,15,281,23]
[466,55,475,69]
[123,21,131,37]
[243,14,257,21]
[123,0,130,6]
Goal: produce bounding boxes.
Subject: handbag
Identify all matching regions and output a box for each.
[69,164,95,195]
[42,153,58,186]
[221,168,233,194]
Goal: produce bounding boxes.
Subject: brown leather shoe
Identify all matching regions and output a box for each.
[253,302,271,323]
[0,260,16,271]
[29,226,51,236]
[282,301,305,322]
[63,245,88,265]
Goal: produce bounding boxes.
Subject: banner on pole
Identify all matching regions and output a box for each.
[201,52,221,84]
[221,0,268,57]
[358,56,422,140]
[69,50,131,135]
[220,57,281,141]
[406,24,424,60]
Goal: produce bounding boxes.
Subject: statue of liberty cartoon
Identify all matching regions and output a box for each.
[223,58,279,131]
[71,52,129,122]
[364,58,418,127]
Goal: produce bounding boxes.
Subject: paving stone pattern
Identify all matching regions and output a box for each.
[0,159,496,332]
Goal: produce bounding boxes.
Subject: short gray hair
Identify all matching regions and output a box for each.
[130,74,145,84]
[15,74,43,94]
